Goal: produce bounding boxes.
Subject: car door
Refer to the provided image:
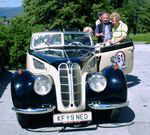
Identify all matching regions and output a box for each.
[96,40,134,74]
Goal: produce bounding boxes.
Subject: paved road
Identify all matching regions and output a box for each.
[0,43,150,135]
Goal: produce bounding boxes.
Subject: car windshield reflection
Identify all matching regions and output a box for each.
[64,33,91,46]
[33,34,62,47]
[32,32,92,49]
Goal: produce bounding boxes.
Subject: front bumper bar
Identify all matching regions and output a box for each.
[12,106,56,114]
[88,101,129,110]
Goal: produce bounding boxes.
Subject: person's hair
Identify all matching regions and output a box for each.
[101,12,110,17]
[83,26,93,33]
[97,11,110,17]
[98,12,102,17]
[110,12,121,21]
[97,12,103,17]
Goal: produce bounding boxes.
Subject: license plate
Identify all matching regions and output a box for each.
[53,112,92,124]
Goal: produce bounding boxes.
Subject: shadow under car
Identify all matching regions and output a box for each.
[126,74,141,88]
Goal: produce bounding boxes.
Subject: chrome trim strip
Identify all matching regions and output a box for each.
[12,106,56,114]
[88,101,129,110]
[58,63,70,107]
[69,63,74,105]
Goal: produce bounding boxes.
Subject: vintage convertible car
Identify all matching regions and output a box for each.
[11,32,134,129]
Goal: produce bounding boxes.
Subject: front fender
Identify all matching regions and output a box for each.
[11,70,56,109]
[87,66,127,103]
[102,66,127,101]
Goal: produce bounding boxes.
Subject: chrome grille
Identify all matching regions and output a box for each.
[58,63,81,107]
[59,63,69,107]
[72,63,81,107]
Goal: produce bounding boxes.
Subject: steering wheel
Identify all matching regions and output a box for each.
[68,41,84,46]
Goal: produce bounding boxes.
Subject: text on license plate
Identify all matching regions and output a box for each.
[53,112,92,123]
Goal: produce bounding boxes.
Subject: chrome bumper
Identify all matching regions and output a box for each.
[88,101,129,110]
[12,106,56,114]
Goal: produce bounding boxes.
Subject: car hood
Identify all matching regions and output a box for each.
[29,48,95,68]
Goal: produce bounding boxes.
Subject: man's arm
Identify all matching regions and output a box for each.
[95,24,104,37]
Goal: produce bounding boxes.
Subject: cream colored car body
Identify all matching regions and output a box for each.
[95,41,134,74]
[26,32,134,113]
[26,32,96,112]
[27,53,88,112]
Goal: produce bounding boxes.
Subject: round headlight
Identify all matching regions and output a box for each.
[88,73,107,93]
[34,75,53,96]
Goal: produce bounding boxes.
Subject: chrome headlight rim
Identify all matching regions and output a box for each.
[88,73,107,93]
[34,74,53,96]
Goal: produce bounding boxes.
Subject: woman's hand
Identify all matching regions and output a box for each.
[95,33,104,37]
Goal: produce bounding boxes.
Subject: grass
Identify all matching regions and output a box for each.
[129,33,150,44]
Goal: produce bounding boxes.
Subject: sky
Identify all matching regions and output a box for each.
[0,0,22,7]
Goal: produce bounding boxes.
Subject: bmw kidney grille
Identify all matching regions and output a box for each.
[58,63,81,107]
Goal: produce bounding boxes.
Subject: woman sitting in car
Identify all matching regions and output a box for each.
[108,12,128,45]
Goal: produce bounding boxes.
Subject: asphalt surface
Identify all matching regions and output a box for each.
[0,43,150,135]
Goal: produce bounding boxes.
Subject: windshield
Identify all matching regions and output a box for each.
[64,33,92,46]
[32,33,62,48]
[31,32,92,49]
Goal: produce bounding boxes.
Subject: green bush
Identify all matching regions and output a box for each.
[129,33,150,43]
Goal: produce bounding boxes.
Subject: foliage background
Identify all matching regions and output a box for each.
[0,0,150,68]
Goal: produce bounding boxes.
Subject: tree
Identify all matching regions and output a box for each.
[110,0,124,8]
[0,23,11,67]
[109,0,150,33]
[6,15,36,68]
[23,0,113,30]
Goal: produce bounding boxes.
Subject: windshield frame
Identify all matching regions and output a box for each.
[30,32,94,50]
